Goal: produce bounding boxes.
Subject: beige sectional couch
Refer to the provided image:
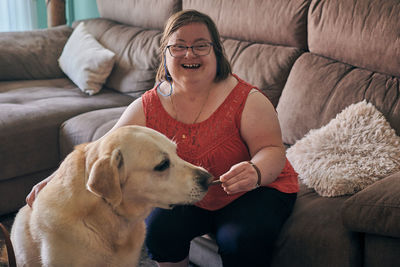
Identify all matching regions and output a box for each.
[1,0,400,266]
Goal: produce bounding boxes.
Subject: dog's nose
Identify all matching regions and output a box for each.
[195,169,213,190]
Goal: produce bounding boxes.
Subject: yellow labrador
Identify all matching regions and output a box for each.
[10,126,212,267]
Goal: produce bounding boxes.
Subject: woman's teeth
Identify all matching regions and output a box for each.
[182,64,200,69]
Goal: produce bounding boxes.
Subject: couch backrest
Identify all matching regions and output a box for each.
[92,0,310,102]
[183,0,309,49]
[87,0,182,96]
[83,19,162,96]
[277,0,400,145]
[96,0,181,30]
[0,25,72,81]
[182,0,310,107]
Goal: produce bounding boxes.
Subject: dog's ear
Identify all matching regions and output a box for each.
[86,149,123,208]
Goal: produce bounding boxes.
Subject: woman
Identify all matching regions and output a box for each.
[114,9,298,267]
[28,9,298,267]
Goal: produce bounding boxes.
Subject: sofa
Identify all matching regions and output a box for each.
[1,0,400,266]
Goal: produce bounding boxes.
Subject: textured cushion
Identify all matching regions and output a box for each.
[277,53,400,146]
[0,79,133,181]
[308,0,400,77]
[183,0,310,49]
[0,25,72,81]
[59,22,116,95]
[342,171,400,238]
[287,101,400,197]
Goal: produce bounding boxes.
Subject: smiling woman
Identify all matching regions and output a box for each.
[0,0,38,32]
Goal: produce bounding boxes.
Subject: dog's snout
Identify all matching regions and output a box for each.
[195,169,213,190]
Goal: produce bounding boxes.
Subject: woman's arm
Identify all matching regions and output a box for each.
[220,90,286,194]
[109,97,146,131]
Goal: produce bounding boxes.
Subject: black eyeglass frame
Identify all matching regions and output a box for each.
[166,42,214,58]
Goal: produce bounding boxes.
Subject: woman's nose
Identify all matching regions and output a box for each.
[184,47,197,57]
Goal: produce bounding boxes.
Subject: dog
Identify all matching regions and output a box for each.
[10,125,212,267]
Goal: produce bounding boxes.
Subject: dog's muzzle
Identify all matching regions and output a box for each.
[195,169,213,191]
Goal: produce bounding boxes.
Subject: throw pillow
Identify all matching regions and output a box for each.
[286,100,400,197]
[59,22,116,95]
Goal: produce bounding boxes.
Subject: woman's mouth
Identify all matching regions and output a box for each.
[182,64,201,69]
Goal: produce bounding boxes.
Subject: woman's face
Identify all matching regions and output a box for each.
[165,22,217,87]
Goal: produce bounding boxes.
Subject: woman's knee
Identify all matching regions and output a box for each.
[145,230,190,263]
[215,223,279,266]
[145,206,210,262]
[145,208,191,261]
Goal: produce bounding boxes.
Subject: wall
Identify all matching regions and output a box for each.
[36,0,99,28]
[36,0,47,29]
[67,0,99,26]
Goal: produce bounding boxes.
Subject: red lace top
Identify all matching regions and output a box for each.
[142,75,299,210]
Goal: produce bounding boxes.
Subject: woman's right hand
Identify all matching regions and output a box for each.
[26,174,54,207]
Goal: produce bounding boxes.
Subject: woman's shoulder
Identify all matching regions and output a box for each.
[142,86,158,98]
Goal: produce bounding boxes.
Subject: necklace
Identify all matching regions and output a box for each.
[170,87,211,124]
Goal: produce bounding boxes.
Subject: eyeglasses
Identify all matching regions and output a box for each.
[166,42,214,58]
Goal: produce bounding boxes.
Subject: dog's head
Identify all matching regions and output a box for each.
[84,126,212,214]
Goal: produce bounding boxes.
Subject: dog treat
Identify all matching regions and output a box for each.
[210,179,222,185]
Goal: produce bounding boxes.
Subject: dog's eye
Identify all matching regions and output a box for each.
[154,159,170,172]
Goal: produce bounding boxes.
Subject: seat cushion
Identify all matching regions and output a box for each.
[0,79,133,181]
[59,106,127,159]
[270,183,363,267]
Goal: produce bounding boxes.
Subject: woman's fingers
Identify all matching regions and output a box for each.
[220,162,258,194]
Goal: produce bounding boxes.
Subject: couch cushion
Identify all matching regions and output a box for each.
[59,107,126,159]
[59,22,116,95]
[183,0,310,49]
[0,25,72,81]
[0,169,55,215]
[308,0,400,77]
[0,79,133,181]
[287,101,400,197]
[270,183,363,267]
[363,234,400,267]
[97,0,181,30]
[342,171,400,238]
[223,39,303,107]
[277,53,400,146]
[82,19,162,96]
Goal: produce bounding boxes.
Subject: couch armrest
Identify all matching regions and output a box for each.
[0,25,72,81]
[342,171,400,238]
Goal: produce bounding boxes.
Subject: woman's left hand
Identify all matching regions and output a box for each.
[219,161,259,194]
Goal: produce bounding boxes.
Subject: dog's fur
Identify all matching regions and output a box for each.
[10,126,212,267]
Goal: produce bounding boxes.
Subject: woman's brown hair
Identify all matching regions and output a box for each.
[156,9,232,83]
